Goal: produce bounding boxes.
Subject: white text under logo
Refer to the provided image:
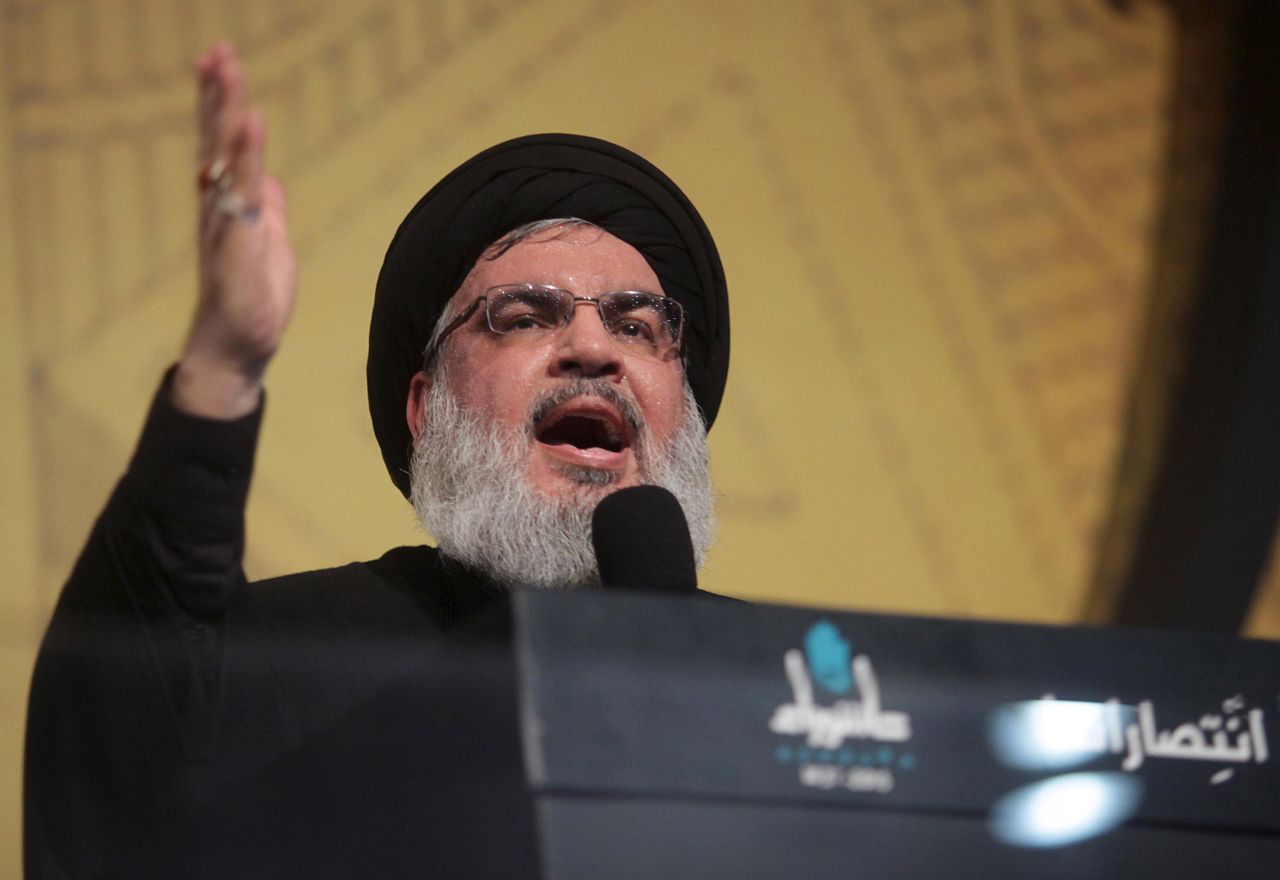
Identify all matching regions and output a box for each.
[768,621,914,793]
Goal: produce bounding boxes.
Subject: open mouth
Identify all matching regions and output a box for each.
[534,400,631,455]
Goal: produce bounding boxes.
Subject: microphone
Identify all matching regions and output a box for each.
[591,486,698,593]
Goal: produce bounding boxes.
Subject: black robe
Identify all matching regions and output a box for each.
[25,380,540,878]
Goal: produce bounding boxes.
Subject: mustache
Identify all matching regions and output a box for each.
[527,379,646,440]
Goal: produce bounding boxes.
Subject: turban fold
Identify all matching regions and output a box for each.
[368,133,730,499]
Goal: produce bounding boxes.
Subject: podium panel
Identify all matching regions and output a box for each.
[514,591,1280,878]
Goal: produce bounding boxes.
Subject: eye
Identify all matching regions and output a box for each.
[612,317,658,342]
[603,292,671,345]
[489,290,564,333]
[506,314,552,332]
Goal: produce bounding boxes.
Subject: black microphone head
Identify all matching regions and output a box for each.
[591,486,698,593]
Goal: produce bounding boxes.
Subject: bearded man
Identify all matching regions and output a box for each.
[25,43,730,878]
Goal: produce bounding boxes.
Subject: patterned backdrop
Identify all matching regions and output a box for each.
[3,0,1277,873]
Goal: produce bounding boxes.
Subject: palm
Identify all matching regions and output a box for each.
[201,173,296,367]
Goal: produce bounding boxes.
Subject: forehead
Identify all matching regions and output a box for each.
[454,226,664,304]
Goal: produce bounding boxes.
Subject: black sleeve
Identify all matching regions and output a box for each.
[24,372,262,879]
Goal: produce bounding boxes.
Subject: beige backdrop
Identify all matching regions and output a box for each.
[4,0,1279,874]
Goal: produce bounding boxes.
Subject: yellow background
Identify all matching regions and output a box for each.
[3,0,1279,873]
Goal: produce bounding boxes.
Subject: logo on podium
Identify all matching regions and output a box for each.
[769,621,916,793]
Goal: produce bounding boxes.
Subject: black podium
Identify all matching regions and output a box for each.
[513,591,1280,879]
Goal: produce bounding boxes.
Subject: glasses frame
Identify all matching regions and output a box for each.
[421,283,684,371]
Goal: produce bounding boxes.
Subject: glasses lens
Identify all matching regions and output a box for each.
[487,287,570,334]
[600,292,682,352]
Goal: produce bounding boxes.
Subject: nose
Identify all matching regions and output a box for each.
[550,300,623,379]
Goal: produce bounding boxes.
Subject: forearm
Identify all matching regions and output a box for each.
[126,369,262,615]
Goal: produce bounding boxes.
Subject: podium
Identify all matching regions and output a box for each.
[513,591,1280,879]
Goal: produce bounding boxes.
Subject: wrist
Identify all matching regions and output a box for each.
[171,354,264,419]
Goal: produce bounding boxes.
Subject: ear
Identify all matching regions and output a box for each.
[406,371,433,443]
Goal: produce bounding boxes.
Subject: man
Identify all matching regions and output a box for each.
[25,43,729,877]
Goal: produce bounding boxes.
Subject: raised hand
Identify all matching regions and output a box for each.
[173,41,297,419]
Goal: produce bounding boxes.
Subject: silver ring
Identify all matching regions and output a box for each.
[215,189,260,223]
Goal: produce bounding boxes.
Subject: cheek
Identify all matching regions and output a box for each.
[445,348,543,426]
[634,368,688,441]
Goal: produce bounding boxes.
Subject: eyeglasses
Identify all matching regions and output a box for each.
[422,283,684,370]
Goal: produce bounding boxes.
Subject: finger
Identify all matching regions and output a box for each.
[239,109,266,210]
[213,47,245,170]
[196,42,244,175]
[196,41,232,167]
[204,111,263,241]
[260,175,287,219]
[259,175,290,242]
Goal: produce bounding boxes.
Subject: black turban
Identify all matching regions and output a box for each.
[368,133,730,499]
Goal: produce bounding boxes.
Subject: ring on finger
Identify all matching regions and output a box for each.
[197,157,232,193]
[215,189,260,223]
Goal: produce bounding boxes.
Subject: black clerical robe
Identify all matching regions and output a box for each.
[25,380,539,879]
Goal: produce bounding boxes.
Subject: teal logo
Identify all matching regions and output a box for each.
[770,619,916,792]
[805,621,853,695]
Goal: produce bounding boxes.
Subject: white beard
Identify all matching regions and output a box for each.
[408,375,715,589]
